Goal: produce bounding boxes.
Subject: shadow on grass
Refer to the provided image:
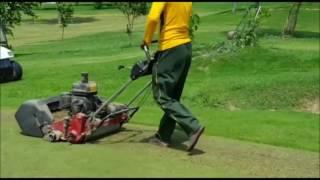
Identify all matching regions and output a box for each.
[214,8,246,15]
[90,6,117,10]
[166,129,206,156]
[15,49,84,58]
[86,127,150,144]
[89,127,206,156]
[257,28,320,38]
[23,16,98,25]
[15,53,37,57]
[219,28,320,39]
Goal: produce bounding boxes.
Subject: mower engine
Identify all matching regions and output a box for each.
[70,72,101,114]
[15,73,137,144]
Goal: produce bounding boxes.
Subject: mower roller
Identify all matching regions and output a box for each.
[15,45,156,144]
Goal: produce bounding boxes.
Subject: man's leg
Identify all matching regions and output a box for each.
[173,43,193,134]
[152,43,201,141]
[156,113,176,143]
[151,51,176,143]
[155,46,191,142]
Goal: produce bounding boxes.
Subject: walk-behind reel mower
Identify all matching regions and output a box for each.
[15,45,155,144]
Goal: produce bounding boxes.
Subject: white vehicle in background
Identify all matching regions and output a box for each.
[0,25,23,83]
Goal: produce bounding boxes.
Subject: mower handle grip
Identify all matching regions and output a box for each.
[151,40,158,43]
[143,46,151,61]
[143,40,157,61]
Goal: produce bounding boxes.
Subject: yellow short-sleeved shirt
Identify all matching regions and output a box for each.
[143,2,192,51]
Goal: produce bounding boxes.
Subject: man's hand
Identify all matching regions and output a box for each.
[140,40,148,50]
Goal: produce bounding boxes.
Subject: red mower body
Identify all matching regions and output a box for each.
[66,113,87,143]
[50,111,129,144]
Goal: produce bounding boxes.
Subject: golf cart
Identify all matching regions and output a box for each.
[0,25,23,83]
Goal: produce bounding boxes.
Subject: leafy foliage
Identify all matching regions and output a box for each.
[57,2,74,40]
[114,2,148,34]
[195,4,270,59]
[94,2,103,10]
[232,5,270,48]
[189,13,200,40]
[0,2,37,36]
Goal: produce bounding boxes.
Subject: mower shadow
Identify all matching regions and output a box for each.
[89,127,206,156]
[85,127,151,144]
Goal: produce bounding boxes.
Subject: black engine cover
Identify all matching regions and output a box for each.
[70,95,102,114]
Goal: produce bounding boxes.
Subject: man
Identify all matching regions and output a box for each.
[140,2,205,151]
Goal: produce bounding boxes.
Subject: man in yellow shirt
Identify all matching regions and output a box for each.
[141,2,205,151]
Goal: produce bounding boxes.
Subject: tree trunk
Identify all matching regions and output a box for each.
[61,26,64,40]
[57,2,62,24]
[283,2,302,37]
[58,13,61,24]
[130,16,135,32]
[232,2,237,14]
[126,14,132,34]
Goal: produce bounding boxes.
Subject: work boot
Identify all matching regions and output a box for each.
[187,126,205,151]
[148,133,170,147]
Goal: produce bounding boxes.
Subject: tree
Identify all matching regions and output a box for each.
[94,2,103,9]
[57,2,74,40]
[193,3,270,59]
[189,13,200,40]
[232,2,237,14]
[0,2,37,36]
[283,2,302,37]
[114,2,148,46]
[114,2,148,34]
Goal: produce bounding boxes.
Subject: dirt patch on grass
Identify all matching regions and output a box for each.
[299,97,320,114]
[226,101,241,111]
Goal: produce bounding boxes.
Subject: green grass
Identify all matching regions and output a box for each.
[132,106,319,152]
[1,2,319,177]
[189,47,319,110]
[1,110,319,177]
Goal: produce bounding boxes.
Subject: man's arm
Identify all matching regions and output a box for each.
[143,2,166,46]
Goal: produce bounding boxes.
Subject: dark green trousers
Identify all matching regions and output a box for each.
[152,43,201,143]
